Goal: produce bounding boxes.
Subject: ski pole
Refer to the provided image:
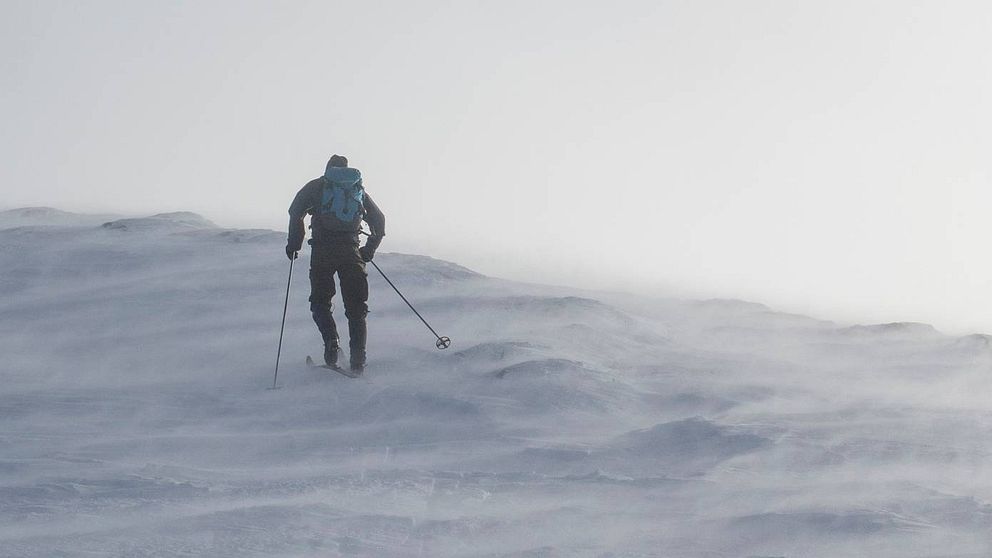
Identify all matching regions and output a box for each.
[270,255,295,389]
[369,260,451,350]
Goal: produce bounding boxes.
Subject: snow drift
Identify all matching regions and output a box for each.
[0,209,990,557]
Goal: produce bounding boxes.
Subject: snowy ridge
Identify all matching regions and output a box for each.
[0,209,990,557]
[0,206,122,228]
[101,211,219,231]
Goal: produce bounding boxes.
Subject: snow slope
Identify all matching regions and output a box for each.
[1,210,990,557]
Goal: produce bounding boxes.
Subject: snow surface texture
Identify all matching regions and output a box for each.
[1,209,990,557]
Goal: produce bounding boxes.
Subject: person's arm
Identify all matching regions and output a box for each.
[360,193,385,260]
[287,180,318,258]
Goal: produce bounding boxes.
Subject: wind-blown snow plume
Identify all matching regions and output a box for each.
[0,209,990,557]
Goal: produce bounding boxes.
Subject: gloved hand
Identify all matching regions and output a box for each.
[359,245,375,262]
[285,245,299,260]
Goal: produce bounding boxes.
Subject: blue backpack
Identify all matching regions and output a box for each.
[317,166,364,231]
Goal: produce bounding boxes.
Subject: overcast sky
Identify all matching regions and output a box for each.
[3,1,990,334]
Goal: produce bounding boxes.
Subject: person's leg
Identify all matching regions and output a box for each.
[337,247,369,370]
[309,246,340,366]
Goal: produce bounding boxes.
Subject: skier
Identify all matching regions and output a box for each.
[286,154,385,373]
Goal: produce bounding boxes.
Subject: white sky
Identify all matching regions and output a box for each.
[2,1,991,334]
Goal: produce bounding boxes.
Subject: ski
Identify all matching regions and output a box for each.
[306,355,362,378]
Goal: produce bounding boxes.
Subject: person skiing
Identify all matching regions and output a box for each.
[286,154,385,373]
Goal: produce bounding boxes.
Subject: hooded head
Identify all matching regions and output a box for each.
[327,154,348,169]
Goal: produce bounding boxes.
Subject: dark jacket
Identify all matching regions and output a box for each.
[287,175,385,252]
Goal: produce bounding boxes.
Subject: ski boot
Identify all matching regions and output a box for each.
[311,302,341,368]
[349,353,366,374]
[324,342,340,368]
[348,318,367,374]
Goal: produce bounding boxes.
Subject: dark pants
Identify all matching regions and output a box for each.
[309,241,368,364]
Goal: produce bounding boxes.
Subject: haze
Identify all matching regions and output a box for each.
[3,0,990,333]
